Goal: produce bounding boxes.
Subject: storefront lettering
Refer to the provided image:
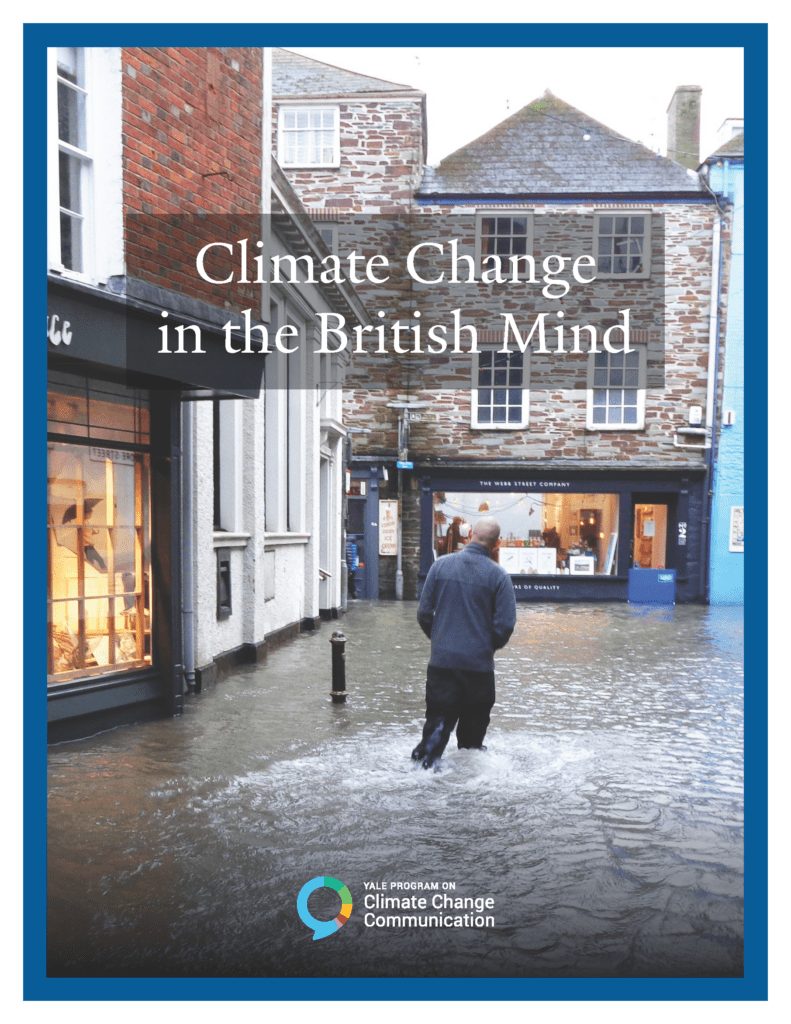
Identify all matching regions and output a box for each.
[481,481,572,489]
[47,314,72,347]
[89,447,135,465]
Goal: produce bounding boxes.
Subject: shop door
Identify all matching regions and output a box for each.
[347,495,367,599]
[632,497,675,570]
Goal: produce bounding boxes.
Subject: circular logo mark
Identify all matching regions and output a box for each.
[297,876,353,941]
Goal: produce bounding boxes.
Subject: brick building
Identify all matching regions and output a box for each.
[47,47,367,738]
[272,51,726,603]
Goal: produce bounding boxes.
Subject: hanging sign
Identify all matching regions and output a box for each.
[379,500,398,555]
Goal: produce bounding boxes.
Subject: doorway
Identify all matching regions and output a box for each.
[632,503,668,569]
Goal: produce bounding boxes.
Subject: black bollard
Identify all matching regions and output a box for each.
[329,630,348,703]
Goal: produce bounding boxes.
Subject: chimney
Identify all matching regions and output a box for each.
[667,85,702,169]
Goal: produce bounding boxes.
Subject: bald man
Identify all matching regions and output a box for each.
[412,517,517,769]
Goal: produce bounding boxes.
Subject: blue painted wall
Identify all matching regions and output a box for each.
[708,154,744,604]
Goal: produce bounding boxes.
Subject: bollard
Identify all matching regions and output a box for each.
[329,630,348,703]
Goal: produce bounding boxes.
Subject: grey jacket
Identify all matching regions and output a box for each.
[418,542,517,672]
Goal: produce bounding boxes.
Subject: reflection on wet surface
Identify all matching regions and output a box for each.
[47,601,744,977]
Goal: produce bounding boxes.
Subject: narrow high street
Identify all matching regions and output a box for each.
[48,600,744,978]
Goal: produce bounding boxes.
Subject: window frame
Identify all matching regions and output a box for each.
[592,211,652,280]
[470,346,530,430]
[278,104,341,169]
[474,210,534,280]
[49,47,94,279]
[586,346,647,431]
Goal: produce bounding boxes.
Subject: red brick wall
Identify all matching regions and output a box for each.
[123,47,263,311]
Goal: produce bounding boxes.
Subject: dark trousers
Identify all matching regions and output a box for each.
[413,665,496,764]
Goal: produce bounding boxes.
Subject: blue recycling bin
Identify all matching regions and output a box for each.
[628,567,677,604]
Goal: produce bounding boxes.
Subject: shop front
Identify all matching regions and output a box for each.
[419,468,706,603]
[46,279,259,740]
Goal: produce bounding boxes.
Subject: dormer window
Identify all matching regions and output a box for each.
[278,106,340,168]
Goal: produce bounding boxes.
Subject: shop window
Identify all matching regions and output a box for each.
[471,349,529,429]
[48,441,152,683]
[434,491,620,575]
[278,106,340,167]
[48,376,152,684]
[587,348,646,430]
[475,211,534,278]
[593,212,650,278]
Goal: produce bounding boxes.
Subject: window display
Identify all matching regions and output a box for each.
[47,376,152,684]
[433,491,620,576]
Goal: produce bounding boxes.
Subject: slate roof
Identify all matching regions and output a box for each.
[418,90,705,197]
[702,132,744,163]
[272,48,421,97]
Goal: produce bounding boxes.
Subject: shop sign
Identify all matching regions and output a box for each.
[480,480,572,490]
[379,500,398,556]
[729,507,744,552]
[47,314,72,347]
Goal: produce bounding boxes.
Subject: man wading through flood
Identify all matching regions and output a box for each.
[412,517,517,769]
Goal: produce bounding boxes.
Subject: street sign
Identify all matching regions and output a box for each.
[396,461,413,469]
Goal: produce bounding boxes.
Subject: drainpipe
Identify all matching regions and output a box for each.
[181,400,196,691]
[700,202,726,601]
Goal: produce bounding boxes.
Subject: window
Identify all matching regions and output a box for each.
[47,375,152,683]
[53,47,91,274]
[434,490,621,576]
[49,47,122,282]
[587,348,646,429]
[471,348,529,429]
[317,223,338,252]
[594,213,650,278]
[279,106,340,167]
[475,211,533,277]
[265,301,306,533]
[212,398,243,533]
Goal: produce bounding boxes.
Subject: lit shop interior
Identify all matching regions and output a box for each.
[47,380,152,684]
[433,492,669,576]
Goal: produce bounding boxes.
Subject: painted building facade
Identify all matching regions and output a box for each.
[701,127,744,604]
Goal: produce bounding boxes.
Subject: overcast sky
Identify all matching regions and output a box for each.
[284,47,744,167]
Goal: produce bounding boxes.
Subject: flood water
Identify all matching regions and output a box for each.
[47,601,744,978]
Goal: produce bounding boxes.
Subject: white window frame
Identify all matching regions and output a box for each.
[586,346,646,430]
[471,346,530,430]
[475,210,534,279]
[278,105,340,168]
[593,211,651,280]
[48,47,123,284]
[49,47,94,278]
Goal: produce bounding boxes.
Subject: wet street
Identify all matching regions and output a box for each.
[47,600,744,979]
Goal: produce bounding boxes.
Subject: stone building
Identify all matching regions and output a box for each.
[272,49,727,604]
[47,46,368,739]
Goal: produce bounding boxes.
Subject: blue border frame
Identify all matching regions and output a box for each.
[25,21,768,1002]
